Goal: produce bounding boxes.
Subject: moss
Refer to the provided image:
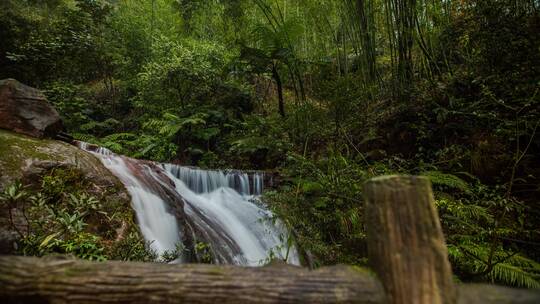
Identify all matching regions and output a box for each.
[0,129,53,178]
[351,265,377,277]
[0,130,147,261]
[0,129,125,192]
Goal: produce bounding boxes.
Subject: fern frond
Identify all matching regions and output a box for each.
[162,112,180,121]
[487,263,540,288]
[447,244,465,260]
[102,142,123,153]
[79,121,100,131]
[422,171,471,193]
[458,243,490,261]
[158,123,182,138]
[143,118,167,131]
[338,208,362,236]
[72,133,96,142]
[103,118,120,126]
[505,254,540,269]
[454,203,492,222]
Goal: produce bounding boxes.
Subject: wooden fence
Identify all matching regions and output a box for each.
[1,175,539,303]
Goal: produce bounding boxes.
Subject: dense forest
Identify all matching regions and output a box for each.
[1,0,539,290]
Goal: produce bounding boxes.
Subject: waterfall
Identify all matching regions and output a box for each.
[76,142,299,266]
[162,164,297,265]
[77,142,181,257]
[163,165,264,195]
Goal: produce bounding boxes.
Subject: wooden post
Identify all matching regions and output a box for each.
[363,175,457,304]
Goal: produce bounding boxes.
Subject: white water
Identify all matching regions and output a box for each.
[77,142,180,256]
[163,164,298,265]
[78,142,299,266]
[164,165,263,195]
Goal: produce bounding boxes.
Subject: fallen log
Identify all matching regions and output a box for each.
[1,255,539,304]
[0,256,384,304]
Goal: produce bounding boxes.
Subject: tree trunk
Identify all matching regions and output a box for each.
[1,256,539,304]
[363,175,457,304]
[272,63,285,117]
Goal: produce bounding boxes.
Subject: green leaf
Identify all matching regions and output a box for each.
[39,232,61,248]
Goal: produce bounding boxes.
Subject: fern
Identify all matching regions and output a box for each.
[143,112,207,139]
[506,254,540,269]
[143,118,168,133]
[421,171,471,194]
[488,263,540,288]
[338,207,363,238]
[79,118,120,132]
[102,133,137,141]
[230,137,267,153]
[160,122,182,138]
[437,198,492,224]
[72,133,97,142]
[451,202,492,223]
[101,142,122,153]
[96,132,140,154]
[79,121,100,131]
[459,243,490,261]
[449,241,540,288]
[447,244,464,260]
[458,204,492,221]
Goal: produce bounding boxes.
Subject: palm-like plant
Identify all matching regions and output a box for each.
[240,3,305,117]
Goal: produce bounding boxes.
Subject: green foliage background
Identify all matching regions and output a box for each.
[1,0,539,288]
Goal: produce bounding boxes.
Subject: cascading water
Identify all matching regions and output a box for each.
[163,164,298,265]
[76,142,181,257]
[165,165,259,195]
[76,142,299,266]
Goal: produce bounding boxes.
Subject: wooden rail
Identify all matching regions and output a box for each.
[1,175,539,304]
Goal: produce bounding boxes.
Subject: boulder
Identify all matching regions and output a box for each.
[0,78,63,138]
[0,129,132,254]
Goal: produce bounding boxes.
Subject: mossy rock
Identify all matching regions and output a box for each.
[0,129,119,190]
[0,129,138,257]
